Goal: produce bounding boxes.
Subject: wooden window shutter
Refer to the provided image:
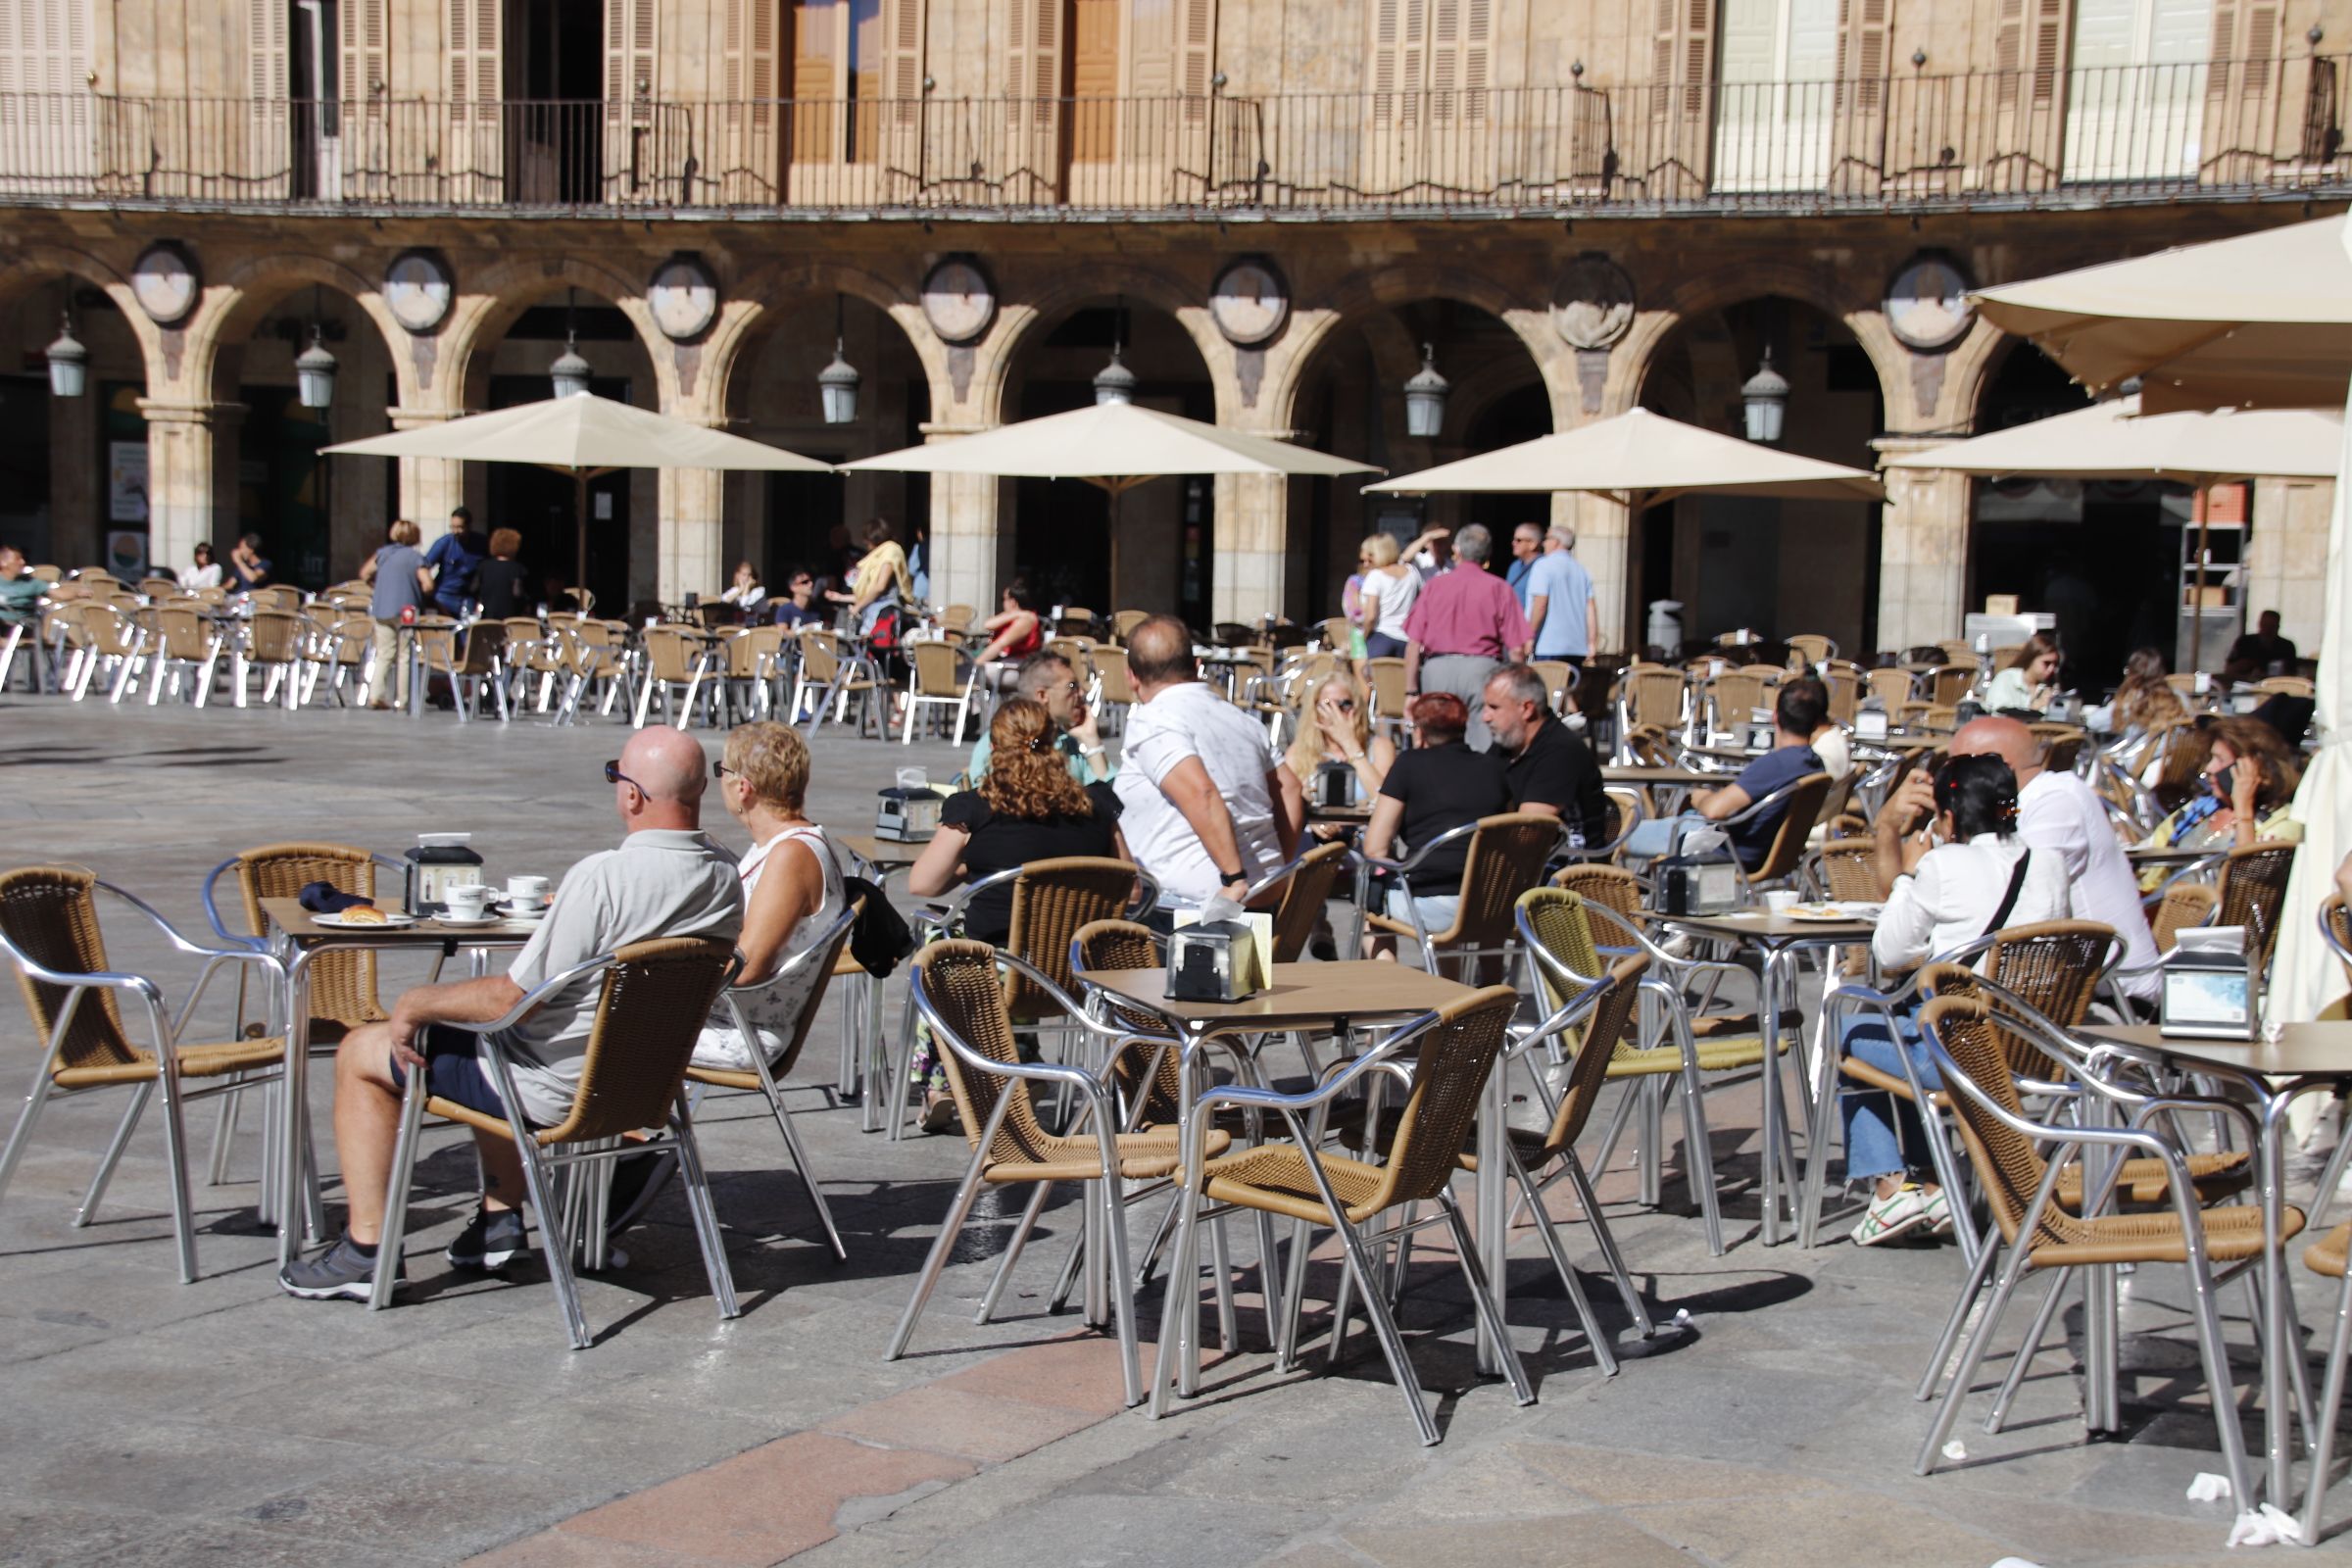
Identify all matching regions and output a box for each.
[887,0,924,124]
[1651,0,1711,119]
[1373,0,1400,117]
[2029,0,2065,106]
[1180,0,1215,118]
[440,0,498,121]
[2241,3,2279,93]
[6,0,92,95]
[724,0,781,127]
[249,0,288,101]
[1430,0,1457,119]
[342,0,386,102]
[1994,0,2024,105]
[608,0,657,109]
[1461,0,1490,120]
[1836,0,1888,111]
[1402,0,1427,122]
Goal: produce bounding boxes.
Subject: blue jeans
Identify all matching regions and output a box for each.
[1838,1007,1943,1184]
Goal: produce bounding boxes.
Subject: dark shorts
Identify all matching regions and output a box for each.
[1365,632,1407,660]
[385,1023,516,1122]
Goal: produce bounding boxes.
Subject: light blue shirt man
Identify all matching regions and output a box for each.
[1526,546,1595,659]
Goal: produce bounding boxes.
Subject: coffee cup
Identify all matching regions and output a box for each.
[1763,890,1800,917]
[444,885,491,920]
[506,875,552,908]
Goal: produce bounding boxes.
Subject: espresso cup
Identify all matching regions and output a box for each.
[444,885,491,920]
[506,875,552,907]
[1763,891,1800,917]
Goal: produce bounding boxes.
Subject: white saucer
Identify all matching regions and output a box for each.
[434,912,499,927]
[494,902,551,920]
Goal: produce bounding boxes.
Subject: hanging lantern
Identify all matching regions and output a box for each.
[295,324,339,410]
[1740,347,1789,444]
[1093,344,1137,407]
[550,330,592,399]
[818,295,860,424]
[44,312,86,399]
[1402,343,1449,438]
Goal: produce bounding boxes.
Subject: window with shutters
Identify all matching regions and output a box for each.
[1714,0,1837,189]
[606,0,657,108]
[0,0,92,183]
[1993,0,2072,108]
[786,0,920,163]
[1370,0,1490,122]
[2064,0,2209,178]
[1005,0,1065,127]
[1835,0,1887,110]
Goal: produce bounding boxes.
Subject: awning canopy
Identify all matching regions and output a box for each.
[1362,408,1882,504]
[839,402,1378,488]
[1881,394,2342,483]
[324,392,834,472]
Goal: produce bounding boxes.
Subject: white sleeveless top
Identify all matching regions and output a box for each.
[692,823,847,1070]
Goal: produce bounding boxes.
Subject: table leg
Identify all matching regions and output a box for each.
[2263,1089,2296,1506]
[1758,947,1788,1246]
[277,949,315,1272]
[1475,1048,1508,1375]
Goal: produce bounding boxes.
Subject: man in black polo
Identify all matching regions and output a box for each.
[1479,662,1609,850]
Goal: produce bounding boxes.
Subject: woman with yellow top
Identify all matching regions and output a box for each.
[826,517,912,636]
[2137,715,2302,888]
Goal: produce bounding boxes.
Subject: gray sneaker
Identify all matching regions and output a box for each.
[446,1206,528,1270]
[280,1235,404,1301]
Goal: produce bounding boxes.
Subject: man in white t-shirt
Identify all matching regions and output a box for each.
[1952,715,2159,1001]
[1114,614,1304,909]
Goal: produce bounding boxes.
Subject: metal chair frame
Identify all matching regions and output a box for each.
[1360,812,1566,980]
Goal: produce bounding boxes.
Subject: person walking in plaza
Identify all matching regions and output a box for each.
[422,505,488,617]
[826,517,910,638]
[358,519,434,710]
[178,541,223,591]
[966,650,1114,785]
[471,529,530,620]
[1354,532,1422,661]
[1523,522,1599,664]
[1113,614,1302,915]
[1505,521,1544,603]
[226,532,273,593]
[692,722,845,1072]
[1404,522,1530,751]
[280,725,743,1300]
[1479,662,1609,849]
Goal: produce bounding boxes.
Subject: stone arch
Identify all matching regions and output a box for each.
[0,240,165,384]
[710,257,938,423]
[443,253,665,412]
[1614,257,1911,424]
[1264,261,1559,433]
[979,261,1223,425]
[179,252,406,407]
[1944,318,2034,435]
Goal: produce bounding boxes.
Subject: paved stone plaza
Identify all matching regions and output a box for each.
[0,697,2343,1566]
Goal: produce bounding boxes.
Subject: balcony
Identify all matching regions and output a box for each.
[0,57,2344,220]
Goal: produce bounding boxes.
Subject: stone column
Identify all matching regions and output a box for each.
[138,398,224,576]
[659,465,727,608]
[1213,470,1288,625]
[1569,492,1633,655]
[1872,436,1972,653]
[2244,475,2333,656]
[925,424,1003,616]
[387,407,466,527]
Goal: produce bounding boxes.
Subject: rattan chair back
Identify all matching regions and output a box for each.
[231,844,387,1031]
[1528,954,1647,1161]
[1786,633,1835,668]
[1365,657,1407,720]
[1746,773,1835,885]
[1263,841,1349,963]
[1920,994,2103,1252]
[2327,895,2352,988]
[1545,863,1643,926]
[1703,670,1773,730]
[249,586,303,612]
[1359,986,1519,1210]
[2150,880,2218,954]
[1925,665,1974,706]
[917,939,1067,1171]
[0,867,143,1078]
[1864,666,1915,711]
[1815,838,1882,902]
[1622,663,1687,730]
[1819,666,1858,722]
[1518,886,1606,1011]
[643,626,708,685]
[2256,674,2315,697]
[2217,841,2298,970]
[1982,920,2116,1079]
[942,604,977,633]
[526,938,736,1146]
[414,617,461,674]
[1530,661,1576,712]
[909,639,963,697]
[458,620,506,676]
[1072,918,1183,1124]
[1427,813,1561,950]
[1092,645,1135,705]
[740,898,860,1084]
[77,600,136,659]
[1000,858,1140,1020]
[156,605,212,661]
[798,630,844,684]
[246,609,302,665]
[1111,610,1149,641]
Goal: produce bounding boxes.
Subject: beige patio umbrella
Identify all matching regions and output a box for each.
[1972,216,2352,414]
[1885,394,2343,671]
[1362,407,1885,503]
[839,402,1379,599]
[326,392,833,590]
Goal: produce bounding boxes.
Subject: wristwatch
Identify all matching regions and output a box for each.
[1216,864,1247,883]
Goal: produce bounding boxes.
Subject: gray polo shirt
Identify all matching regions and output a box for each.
[500,828,744,1124]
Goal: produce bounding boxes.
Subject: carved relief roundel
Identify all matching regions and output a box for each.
[1552,256,1636,351]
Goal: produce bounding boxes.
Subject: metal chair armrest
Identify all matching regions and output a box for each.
[96,880,288,971]
[728,906,858,996]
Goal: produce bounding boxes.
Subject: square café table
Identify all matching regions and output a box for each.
[1657,907,1879,1247]
[262,897,540,1270]
[1077,961,1517,1378]
[2082,1021,2352,1505]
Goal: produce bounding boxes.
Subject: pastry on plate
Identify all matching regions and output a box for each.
[338,906,388,924]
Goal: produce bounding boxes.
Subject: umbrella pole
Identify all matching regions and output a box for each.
[1108,485,1123,614]
[574,468,590,605]
[2191,483,2211,675]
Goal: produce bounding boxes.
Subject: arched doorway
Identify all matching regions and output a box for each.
[1002,300,1214,618]
[1968,344,2175,683]
[463,288,662,617]
[724,292,932,605]
[1639,297,1884,655]
[0,277,139,572]
[1286,298,1546,626]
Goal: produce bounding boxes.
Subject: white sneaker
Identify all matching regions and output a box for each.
[1852,1184,1931,1246]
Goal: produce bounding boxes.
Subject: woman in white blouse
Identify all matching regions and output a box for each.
[178,542,223,591]
[1840,755,2074,1246]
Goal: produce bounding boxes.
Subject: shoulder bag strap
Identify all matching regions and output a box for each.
[1982,850,2032,941]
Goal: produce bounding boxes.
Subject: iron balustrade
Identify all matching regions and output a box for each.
[0,60,2341,219]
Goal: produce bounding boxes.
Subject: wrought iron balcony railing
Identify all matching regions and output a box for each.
[0,57,2342,219]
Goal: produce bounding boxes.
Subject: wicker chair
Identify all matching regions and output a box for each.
[0,867,287,1283]
[1614,662,1690,756]
[2300,1220,2352,1540]
[901,639,980,746]
[1913,993,2286,1502]
[1249,840,1352,964]
[2214,840,2298,972]
[1700,669,1776,741]
[889,941,1219,1409]
[2148,880,2218,954]
[683,904,858,1262]
[373,938,742,1348]
[68,600,144,703]
[1152,984,1533,1443]
[1786,633,1836,668]
[145,603,224,707]
[1807,837,1883,902]
[788,629,878,733]
[1362,812,1562,979]
[237,609,306,710]
[1364,656,1408,738]
[633,625,722,729]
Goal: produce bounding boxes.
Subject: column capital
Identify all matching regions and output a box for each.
[1870,433,1964,457]
[387,405,466,429]
[137,398,238,426]
[919,420,995,441]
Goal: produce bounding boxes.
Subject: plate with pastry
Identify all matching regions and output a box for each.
[314,908,418,929]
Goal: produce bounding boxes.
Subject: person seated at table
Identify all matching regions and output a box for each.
[1115,614,1302,918]
[279,725,743,1302]
[1984,631,2062,716]
[1786,673,1849,785]
[178,541,223,592]
[472,529,530,620]
[227,531,273,593]
[692,722,845,1072]
[2224,609,2298,685]
[908,698,1127,1127]
[1286,672,1395,837]
[967,650,1114,785]
[2085,646,2185,737]
[974,578,1045,689]
[1843,754,2074,1246]
[0,545,40,629]
[770,566,826,630]
[1479,663,1609,849]
[1361,692,1510,957]
[2136,713,2302,887]
[719,560,766,612]
[1687,680,1828,872]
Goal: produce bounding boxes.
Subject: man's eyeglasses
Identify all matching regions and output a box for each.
[713,760,735,781]
[604,760,645,794]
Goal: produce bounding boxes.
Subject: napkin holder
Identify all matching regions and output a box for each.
[876,767,944,843]
[1742,715,1775,755]
[1652,825,1742,917]
[1854,703,1889,743]
[2160,925,2260,1041]
[402,832,482,916]
[1314,760,1358,808]
[1167,918,1268,1004]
